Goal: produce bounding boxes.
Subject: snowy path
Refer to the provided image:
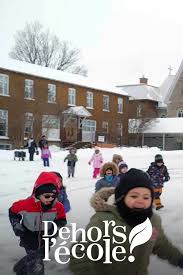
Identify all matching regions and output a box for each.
[1,147,183,274]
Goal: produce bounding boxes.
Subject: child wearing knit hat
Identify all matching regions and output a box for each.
[147,154,170,210]
[9,171,67,275]
[70,168,183,275]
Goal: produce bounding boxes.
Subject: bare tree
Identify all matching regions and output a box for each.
[9,21,87,76]
[128,118,157,146]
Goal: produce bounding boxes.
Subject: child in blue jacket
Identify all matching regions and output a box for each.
[52,172,71,213]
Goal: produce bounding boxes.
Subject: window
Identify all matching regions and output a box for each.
[48,84,56,103]
[68,88,76,105]
[117,97,123,113]
[42,115,60,139]
[102,121,108,133]
[0,74,9,96]
[82,120,96,132]
[103,95,109,111]
[86,91,93,108]
[0,109,8,136]
[24,112,33,138]
[117,123,123,136]
[137,104,142,117]
[177,110,183,117]
[24,79,34,99]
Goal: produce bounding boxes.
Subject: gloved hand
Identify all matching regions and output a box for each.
[178,257,183,268]
[13,223,25,237]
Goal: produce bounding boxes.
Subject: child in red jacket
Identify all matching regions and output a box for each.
[9,171,67,275]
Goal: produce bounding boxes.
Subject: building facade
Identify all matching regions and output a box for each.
[0,59,129,149]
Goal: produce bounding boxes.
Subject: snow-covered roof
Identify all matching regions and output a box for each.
[117,84,162,102]
[142,118,183,134]
[62,106,92,117]
[0,57,128,97]
[159,74,175,103]
[163,60,183,103]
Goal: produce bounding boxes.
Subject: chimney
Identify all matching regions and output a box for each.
[139,76,148,84]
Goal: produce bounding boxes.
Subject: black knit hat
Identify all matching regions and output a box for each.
[119,162,128,170]
[155,154,163,163]
[35,184,57,198]
[115,168,153,202]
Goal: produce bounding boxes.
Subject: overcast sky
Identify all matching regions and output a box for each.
[1,0,183,87]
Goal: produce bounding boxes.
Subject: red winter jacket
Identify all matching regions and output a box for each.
[9,172,66,250]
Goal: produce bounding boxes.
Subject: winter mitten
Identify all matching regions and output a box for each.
[13,223,25,237]
[178,257,183,268]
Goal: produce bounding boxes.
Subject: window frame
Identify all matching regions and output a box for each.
[48,83,56,103]
[68,88,76,106]
[117,97,123,113]
[0,109,8,136]
[102,95,109,111]
[86,91,94,109]
[0,74,9,96]
[24,79,34,99]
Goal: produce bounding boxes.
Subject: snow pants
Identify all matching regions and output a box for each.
[13,247,45,275]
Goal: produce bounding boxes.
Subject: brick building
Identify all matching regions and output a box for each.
[0,58,129,149]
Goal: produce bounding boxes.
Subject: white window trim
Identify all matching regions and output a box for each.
[0,109,8,137]
[48,84,56,103]
[0,74,9,96]
[24,79,34,99]
[102,95,110,112]
[117,97,123,114]
[86,91,94,109]
[68,88,76,106]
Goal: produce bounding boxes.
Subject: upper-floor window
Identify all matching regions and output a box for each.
[117,97,123,113]
[103,95,109,111]
[68,88,76,105]
[0,74,9,96]
[25,79,34,99]
[0,109,8,136]
[137,104,142,117]
[48,84,56,103]
[102,121,108,133]
[177,110,183,117]
[86,91,93,108]
[117,123,123,136]
[24,112,33,138]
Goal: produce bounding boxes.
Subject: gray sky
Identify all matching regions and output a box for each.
[1,0,183,86]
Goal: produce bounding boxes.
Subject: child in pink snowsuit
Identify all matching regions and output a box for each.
[41,144,51,166]
[88,149,103,178]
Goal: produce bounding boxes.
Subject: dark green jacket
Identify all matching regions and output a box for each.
[69,188,182,275]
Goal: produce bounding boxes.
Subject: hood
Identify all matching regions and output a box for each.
[90,187,115,212]
[100,162,119,176]
[112,154,123,163]
[32,171,60,195]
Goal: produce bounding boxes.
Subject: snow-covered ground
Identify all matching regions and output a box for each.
[1,146,183,275]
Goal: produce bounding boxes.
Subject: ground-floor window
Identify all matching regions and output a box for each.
[0,109,8,136]
[42,115,60,140]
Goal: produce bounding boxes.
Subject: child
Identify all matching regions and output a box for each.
[52,171,71,213]
[70,168,183,275]
[95,162,119,192]
[64,147,78,178]
[9,172,67,275]
[88,148,103,178]
[147,154,170,210]
[118,162,128,180]
[112,153,123,166]
[41,144,51,167]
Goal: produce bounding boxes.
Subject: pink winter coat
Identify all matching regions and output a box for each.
[89,153,103,168]
[41,148,51,159]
